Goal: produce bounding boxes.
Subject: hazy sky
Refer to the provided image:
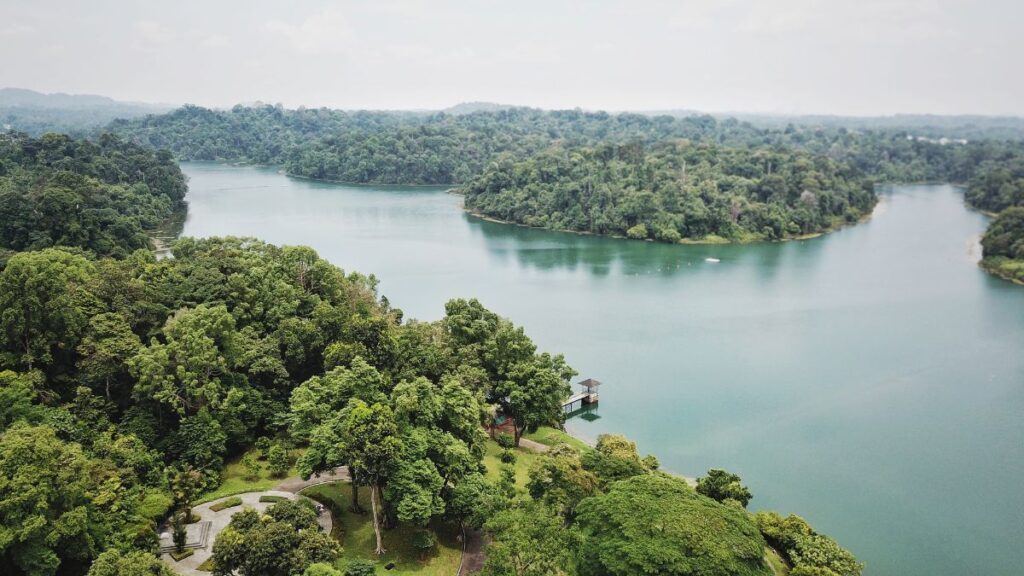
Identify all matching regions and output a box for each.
[1,0,1021,115]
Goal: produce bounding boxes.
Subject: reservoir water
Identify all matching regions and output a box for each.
[179,162,1024,576]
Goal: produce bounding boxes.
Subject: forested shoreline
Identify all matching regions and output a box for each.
[101,104,1024,264]
[0,131,866,576]
[3,105,1022,573]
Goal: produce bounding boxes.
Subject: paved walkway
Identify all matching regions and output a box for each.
[160,490,331,576]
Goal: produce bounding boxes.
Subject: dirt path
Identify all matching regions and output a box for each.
[517,438,549,453]
[459,528,487,575]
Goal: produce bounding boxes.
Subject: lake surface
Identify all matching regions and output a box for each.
[180,162,1024,576]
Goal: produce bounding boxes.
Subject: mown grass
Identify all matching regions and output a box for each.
[481,439,541,488]
[522,426,592,452]
[300,482,462,576]
[195,447,303,504]
[209,496,242,512]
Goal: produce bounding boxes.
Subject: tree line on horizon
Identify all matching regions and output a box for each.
[101,103,1024,260]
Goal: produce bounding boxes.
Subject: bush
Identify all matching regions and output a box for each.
[344,559,375,576]
[626,223,649,239]
[268,443,290,478]
[255,436,272,459]
[412,529,436,557]
[259,495,288,504]
[696,468,753,508]
[496,433,515,449]
[242,452,262,481]
[210,496,243,512]
[500,448,517,464]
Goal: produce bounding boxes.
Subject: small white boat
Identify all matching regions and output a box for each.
[705,257,721,263]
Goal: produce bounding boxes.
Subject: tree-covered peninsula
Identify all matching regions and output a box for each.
[461,141,877,242]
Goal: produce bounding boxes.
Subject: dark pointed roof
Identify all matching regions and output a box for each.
[579,378,602,388]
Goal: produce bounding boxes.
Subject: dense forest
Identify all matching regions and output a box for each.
[0,132,186,262]
[0,134,863,575]
[105,104,1024,264]
[461,141,877,242]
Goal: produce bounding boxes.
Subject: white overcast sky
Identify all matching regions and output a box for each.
[1,0,1020,115]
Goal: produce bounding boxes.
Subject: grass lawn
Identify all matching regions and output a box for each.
[522,426,592,452]
[765,546,790,575]
[300,482,462,576]
[195,447,304,504]
[481,439,541,488]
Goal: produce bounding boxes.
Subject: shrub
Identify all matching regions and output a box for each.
[210,496,243,512]
[626,223,649,239]
[496,433,515,449]
[500,448,517,464]
[259,495,288,504]
[255,436,272,459]
[268,443,290,478]
[344,559,375,576]
[242,452,262,481]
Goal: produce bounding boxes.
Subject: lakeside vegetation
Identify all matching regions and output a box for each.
[101,103,1024,267]
[462,141,876,242]
[0,132,863,575]
[9,105,1024,573]
[0,132,186,262]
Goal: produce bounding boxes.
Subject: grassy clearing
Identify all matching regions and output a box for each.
[195,447,303,504]
[522,426,592,452]
[481,439,540,488]
[765,546,790,575]
[300,482,462,576]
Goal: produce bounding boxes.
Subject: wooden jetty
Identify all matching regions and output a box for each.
[562,378,601,413]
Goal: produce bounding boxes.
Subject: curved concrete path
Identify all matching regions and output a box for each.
[160,490,332,575]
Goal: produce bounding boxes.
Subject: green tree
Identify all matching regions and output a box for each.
[267,443,290,478]
[338,400,401,555]
[76,313,141,401]
[479,502,577,576]
[129,304,242,416]
[242,452,262,481]
[526,444,599,519]
[0,249,97,374]
[86,549,175,576]
[575,474,769,576]
[0,424,118,576]
[211,501,338,576]
[696,468,753,508]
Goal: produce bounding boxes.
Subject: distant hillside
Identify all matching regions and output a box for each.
[443,101,520,115]
[0,87,173,136]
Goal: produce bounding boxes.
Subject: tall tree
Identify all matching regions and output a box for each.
[337,400,401,555]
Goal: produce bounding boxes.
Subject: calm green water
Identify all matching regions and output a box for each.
[180,162,1024,576]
